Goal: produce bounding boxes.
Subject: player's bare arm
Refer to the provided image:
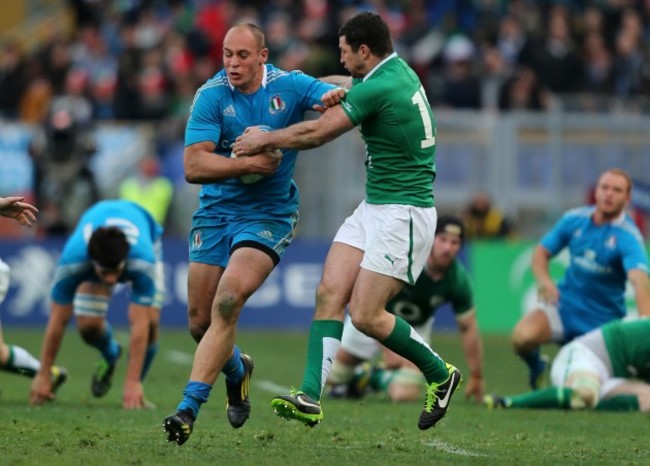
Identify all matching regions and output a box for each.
[531,245,558,304]
[319,75,352,89]
[628,269,650,317]
[123,303,151,409]
[184,141,283,184]
[30,303,73,405]
[456,310,484,402]
[234,105,355,155]
[0,196,38,227]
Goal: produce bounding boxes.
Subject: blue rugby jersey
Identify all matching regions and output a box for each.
[540,205,649,338]
[51,200,163,306]
[185,64,335,219]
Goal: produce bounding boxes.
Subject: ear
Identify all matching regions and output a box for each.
[260,47,269,64]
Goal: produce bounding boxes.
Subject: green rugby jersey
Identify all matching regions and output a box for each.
[386,260,474,327]
[602,318,650,382]
[340,53,436,207]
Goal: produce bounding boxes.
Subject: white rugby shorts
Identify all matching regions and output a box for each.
[333,201,436,285]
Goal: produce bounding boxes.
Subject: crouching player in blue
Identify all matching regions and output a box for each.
[29,200,164,409]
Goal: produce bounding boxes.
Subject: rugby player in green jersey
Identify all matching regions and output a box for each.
[328,216,484,403]
[485,318,650,412]
[234,11,461,430]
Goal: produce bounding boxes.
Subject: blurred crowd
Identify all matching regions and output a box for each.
[1,0,650,237]
[2,0,650,125]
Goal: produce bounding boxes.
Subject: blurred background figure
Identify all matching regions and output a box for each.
[119,153,174,228]
[462,191,514,240]
[28,105,98,235]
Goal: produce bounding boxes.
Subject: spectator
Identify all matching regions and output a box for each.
[119,153,174,227]
[462,191,514,240]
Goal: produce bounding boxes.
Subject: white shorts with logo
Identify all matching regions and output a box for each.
[333,201,437,285]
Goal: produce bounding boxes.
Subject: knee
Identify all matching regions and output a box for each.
[214,290,244,324]
[512,323,539,353]
[349,313,373,336]
[188,306,210,343]
[79,324,104,344]
[315,281,346,319]
[570,385,599,409]
[568,376,601,409]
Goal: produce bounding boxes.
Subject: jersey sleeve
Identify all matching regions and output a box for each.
[539,212,572,256]
[450,266,475,317]
[185,87,223,147]
[340,79,384,126]
[290,71,337,110]
[50,266,84,304]
[618,229,649,273]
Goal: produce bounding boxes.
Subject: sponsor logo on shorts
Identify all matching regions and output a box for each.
[257,230,274,241]
[192,231,203,249]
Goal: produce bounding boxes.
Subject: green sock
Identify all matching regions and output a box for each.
[381,315,447,384]
[1,345,40,377]
[299,320,343,401]
[595,395,640,412]
[508,387,573,409]
[370,368,396,392]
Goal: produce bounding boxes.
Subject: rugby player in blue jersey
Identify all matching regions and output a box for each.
[162,23,336,445]
[30,200,164,409]
[513,168,650,389]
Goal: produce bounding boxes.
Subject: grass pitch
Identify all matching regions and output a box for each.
[0,328,647,465]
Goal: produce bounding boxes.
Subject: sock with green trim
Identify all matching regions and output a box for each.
[595,394,640,412]
[299,320,343,401]
[1,345,40,377]
[508,387,573,409]
[381,315,448,384]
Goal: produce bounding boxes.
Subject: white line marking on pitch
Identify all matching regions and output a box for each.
[166,350,194,365]
[425,440,485,457]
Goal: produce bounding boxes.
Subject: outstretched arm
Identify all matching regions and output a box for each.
[0,196,38,227]
[30,302,73,405]
[122,302,153,409]
[234,104,355,155]
[629,269,650,317]
[319,75,352,89]
[531,244,558,305]
[456,310,484,402]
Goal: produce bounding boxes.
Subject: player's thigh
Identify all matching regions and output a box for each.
[187,262,223,321]
[220,246,276,301]
[512,308,553,347]
[349,268,403,326]
[73,281,112,332]
[317,242,363,316]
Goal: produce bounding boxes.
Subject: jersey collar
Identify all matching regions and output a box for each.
[363,52,397,82]
[228,64,268,91]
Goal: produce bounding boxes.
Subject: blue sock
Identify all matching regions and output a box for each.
[140,342,159,381]
[88,322,120,363]
[177,381,212,419]
[519,347,543,373]
[221,345,244,383]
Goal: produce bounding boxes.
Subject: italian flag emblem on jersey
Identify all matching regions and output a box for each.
[269,95,285,113]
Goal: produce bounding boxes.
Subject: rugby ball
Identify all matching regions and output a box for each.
[231,125,282,184]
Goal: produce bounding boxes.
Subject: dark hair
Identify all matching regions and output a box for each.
[436,215,465,244]
[338,11,393,56]
[88,226,130,268]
